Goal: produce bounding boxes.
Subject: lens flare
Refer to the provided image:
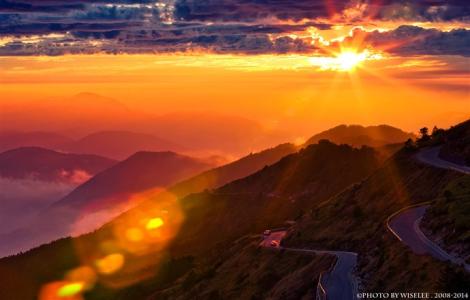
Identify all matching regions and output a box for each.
[95,253,125,275]
[125,227,144,242]
[39,281,83,300]
[57,282,84,297]
[65,266,97,290]
[146,217,164,230]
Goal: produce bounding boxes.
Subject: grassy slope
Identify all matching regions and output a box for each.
[283,148,469,291]
[169,143,298,198]
[0,142,380,300]
[0,238,79,300]
[3,119,470,299]
[150,236,334,300]
[421,176,470,263]
[170,141,381,256]
[439,119,470,165]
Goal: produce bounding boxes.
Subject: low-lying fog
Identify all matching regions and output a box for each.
[0,177,77,235]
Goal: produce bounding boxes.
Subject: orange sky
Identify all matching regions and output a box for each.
[1,53,468,142]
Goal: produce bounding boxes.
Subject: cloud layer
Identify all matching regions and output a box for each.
[341,25,470,57]
[0,0,468,56]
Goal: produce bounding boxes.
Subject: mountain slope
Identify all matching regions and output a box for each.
[438,119,470,166]
[169,143,298,198]
[0,147,116,239]
[150,236,334,300]
[53,151,211,211]
[106,142,381,299]
[0,147,116,183]
[421,119,470,261]
[69,122,470,297]
[306,124,415,147]
[283,154,468,292]
[170,141,382,256]
[0,142,296,259]
[0,151,212,258]
[281,121,470,292]
[1,122,469,299]
[0,141,383,299]
[61,131,185,160]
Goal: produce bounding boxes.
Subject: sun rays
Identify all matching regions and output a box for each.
[308,48,383,72]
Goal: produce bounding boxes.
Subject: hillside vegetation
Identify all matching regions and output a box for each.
[169,143,298,198]
[0,141,381,299]
[422,176,470,264]
[150,236,334,300]
[283,119,470,292]
[1,120,469,299]
[439,119,470,166]
[283,148,463,291]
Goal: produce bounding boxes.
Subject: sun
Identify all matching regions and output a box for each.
[309,48,381,72]
[335,50,368,71]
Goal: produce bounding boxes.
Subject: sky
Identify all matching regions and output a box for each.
[0,0,469,143]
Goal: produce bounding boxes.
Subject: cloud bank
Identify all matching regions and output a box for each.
[0,0,468,56]
[0,176,76,234]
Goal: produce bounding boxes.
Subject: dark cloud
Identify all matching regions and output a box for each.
[0,30,317,55]
[0,21,140,36]
[173,0,470,22]
[0,4,159,37]
[1,0,469,21]
[353,25,470,57]
[174,0,349,22]
[0,0,468,56]
[0,0,85,13]
[373,0,470,22]
[0,0,156,13]
[2,24,468,57]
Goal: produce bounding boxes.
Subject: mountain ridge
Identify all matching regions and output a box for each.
[0,146,116,183]
[306,124,415,148]
[60,130,185,160]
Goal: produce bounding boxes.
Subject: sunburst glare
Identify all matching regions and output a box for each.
[309,49,383,72]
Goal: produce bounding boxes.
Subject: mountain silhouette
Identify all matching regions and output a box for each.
[0,131,73,153]
[0,151,212,257]
[61,130,185,160]
[0,147,116,183]
[306,124,415,147]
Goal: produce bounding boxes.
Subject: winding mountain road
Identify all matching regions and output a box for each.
[260,146,469,299]
[416,146,470,174]
[388,146,470,272]
[261,231,358,300]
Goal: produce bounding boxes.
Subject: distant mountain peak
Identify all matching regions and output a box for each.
[0,146,116,183]
[62,131,185,160]
[306,124,415,148]
[51,150,212,211]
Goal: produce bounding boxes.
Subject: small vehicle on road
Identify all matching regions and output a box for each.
[270,240,279,247]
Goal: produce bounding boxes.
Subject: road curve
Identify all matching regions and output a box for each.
[316,251,358,300]
[387,205,470,272]
[260,147,470,298]
[387,147,470,272]
[415,146,470,174]
[261,231,358,300]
